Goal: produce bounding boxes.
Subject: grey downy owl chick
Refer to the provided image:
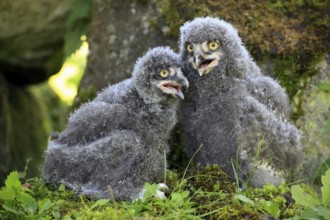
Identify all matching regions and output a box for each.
[41,47,189,200]
[178,17,301,187]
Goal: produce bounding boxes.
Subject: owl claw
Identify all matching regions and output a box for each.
[155,183,169,200]
[135,183,169,201]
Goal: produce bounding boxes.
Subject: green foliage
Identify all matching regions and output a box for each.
[8,168,330,219]
[290,169,330,220]
[313,159,330,185]
[141,182,159,201]
[321,170,330,205]
[291,184,320,208]
[238,184,296,219]
[318,83,330,92]
[0,171,52,219]
[64,0,92,57]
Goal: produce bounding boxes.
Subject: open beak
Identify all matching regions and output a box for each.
[157,78,189,99]
[195,56,219,76]
[190,48,221,77]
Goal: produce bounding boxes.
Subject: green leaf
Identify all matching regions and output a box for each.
[321,169,330,205]
[170,191,190,206]
[0,187,16,201]
[58,184,66,192]
[291,185,320,208]
[2,204,22,216]
[16,191,37,215]
[5,171,21,189]
[18,158,32,179]
[55,199,66,206]
[52,210,61,219]
[313,159,330,181]
[233,194,254,205]
[143,183,159,200]
[313,205,330,220]
[318,82,330,92]
[262,201,281,218]
[91,199,110,210]
[38,198,52,214]
[299,209,323,219]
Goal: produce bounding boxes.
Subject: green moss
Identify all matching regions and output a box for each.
[215,205,262,220]
[271,53,326,119]
[0,166,307,219]
[242,184,299,219]
[157,0,330,56]
[273,57,301,99]
[187,164,236,194]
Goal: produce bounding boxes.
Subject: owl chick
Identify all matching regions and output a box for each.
[41,47,189,200]
[178,17,301,187]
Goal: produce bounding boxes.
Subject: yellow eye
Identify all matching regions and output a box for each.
[187,43,193,52]
[208,41,220,50]
[159,69,170,78]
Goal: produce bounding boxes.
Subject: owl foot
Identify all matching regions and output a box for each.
[136,183,169,201]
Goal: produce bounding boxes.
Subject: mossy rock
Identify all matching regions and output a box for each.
[295,53,330,182]
[0,77,67,184]
[0,0,79,85]
[0,81,48,183]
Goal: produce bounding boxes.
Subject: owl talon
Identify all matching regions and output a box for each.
[155,183,169,200]
[136,183,169,201]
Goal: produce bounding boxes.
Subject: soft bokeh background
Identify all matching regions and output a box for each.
[0,0,329,185]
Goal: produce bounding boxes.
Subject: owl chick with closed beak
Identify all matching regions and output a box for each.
[42,47,189,200]
[179,17,301,187]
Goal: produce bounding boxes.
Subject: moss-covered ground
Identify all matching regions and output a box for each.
[2,164,330,219]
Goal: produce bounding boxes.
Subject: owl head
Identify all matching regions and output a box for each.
[179,17,257,78]
[133,47,189,104]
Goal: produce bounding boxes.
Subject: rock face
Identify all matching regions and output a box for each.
[0,74,50,182]
[78,0,175,93]
[77,0,330,182]
[0,0,78,183]
[0,0,77,85]
[296,54,330,180]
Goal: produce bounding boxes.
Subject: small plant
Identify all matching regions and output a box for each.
[0,171,52,219]
[289,169,330,220]
[234,184,292,219]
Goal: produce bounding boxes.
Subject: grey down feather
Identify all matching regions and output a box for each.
[42,47,188,200]
[178,17,302,187]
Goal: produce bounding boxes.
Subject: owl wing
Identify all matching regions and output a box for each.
[57,101,130,146]
[246,76,290,120]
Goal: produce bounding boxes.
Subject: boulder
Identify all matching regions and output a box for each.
[0,0,80,182]
[0,0,77,85]
[296,54,330,180]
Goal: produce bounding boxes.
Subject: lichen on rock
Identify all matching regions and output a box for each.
[296,54,330,181]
